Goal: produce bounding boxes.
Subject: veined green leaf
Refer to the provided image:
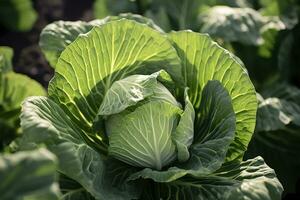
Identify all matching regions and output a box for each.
[169,31,257,161]
[172,88,195,162]
[20,96,140,200]
[186,80,235,173]
[0,72,45,150]
[106,101,181,170]
[48,19,182,131]
[0,148,60,200]
[39,20,96,68]
[199,4,292,46]
[158,157,283,200]
[246,129,300,194]
[40,14,164,68]
[262,83,300,104]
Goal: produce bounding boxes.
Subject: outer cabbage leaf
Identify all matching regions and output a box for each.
[58,174,95,200]
[169,31,257,161]
[48,19,182,132]
[259,0,298,29]
[200,6,266,45]
[257,18,291,59]
[0,46,46,150]
[199,4,293,46]
[173,88,195,162]
[0,71,45,150]
[40,14,163,68]
[258,28,279,58]
[0,72,45,113]
[20,96,140,200]
[0,0,37,31]
[0,148,60,200]
[0,46,13,72]
[158,157,283,200]
[187,80,235,173]
[39,20,95,68]
[0,47,46,115]
[128,81,235,182]
[245,92,300,193]
[256,97,300,131]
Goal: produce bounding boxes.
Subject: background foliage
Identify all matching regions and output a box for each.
[0,0,299,199]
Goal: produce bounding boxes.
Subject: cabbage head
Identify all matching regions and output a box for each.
[20,16,283,200]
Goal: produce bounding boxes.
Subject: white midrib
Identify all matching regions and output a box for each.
[150,104,162,170]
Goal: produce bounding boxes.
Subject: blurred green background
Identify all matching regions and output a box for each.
[0,0,299,199]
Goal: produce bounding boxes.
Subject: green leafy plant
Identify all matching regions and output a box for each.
[0,48,56,200]
[19,18,284,199]
[0,46,45,151]
[245,84,300,194]
[92,2,300,194]
[0,148,60,200]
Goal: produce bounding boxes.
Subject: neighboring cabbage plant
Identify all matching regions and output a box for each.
[245,84,300,194]
[0,47,57,200]
[20,17,283,199]
[0,46,45,151]
[0,148,61,200]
